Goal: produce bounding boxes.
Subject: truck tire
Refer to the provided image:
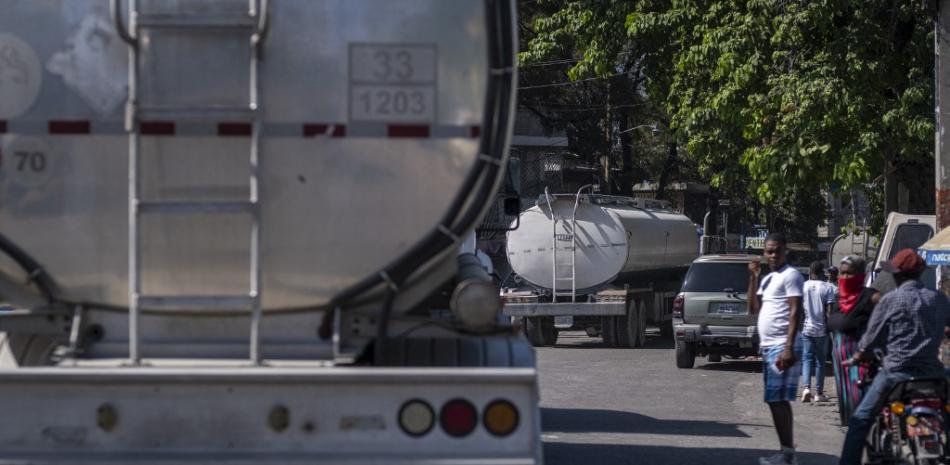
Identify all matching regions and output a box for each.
[660,318,674,339]
[541,319,558,346]
[616,299,648,348]
[614,313,631,349]
[601,317,618,347]
[524,317,546,347]
[615,299,646,348]
[675,340,696,368]
[633,300,647,348]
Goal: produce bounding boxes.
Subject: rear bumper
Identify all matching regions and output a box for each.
[502,302,625,317]
[0,366,542,463]
[0,452,539,465]
[674,324,758,348]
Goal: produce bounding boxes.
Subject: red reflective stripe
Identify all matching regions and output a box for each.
[388,125,429,138]
[0,121,7,134]
[470,126,480,138]
[48,120,90,134]
[217,122,252,137]
[303,124,346,137]
[140,121,176,136]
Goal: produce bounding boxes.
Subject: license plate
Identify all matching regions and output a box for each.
[710,302,744,315]
[554,316,574,328]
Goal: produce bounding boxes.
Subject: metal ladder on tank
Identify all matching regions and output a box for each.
[112,0,271,365]
[545,185,592,303]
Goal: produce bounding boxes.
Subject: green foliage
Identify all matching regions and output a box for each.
[520,0,935,237]
[627,0,934,225]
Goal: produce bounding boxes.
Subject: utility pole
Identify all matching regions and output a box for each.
[936,0,950,292]
[603,80,612,194]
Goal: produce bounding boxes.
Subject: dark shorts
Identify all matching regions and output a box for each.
[761,341,803,403]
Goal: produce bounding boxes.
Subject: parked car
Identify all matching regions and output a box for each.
[673,254,763,368]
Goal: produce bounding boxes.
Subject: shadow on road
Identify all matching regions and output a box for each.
[695,360,762,373]
[542,407,764,438]
[552,333,675,350]
[543,442,838,465]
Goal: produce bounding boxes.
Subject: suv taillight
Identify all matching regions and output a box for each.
[672,293,685,318]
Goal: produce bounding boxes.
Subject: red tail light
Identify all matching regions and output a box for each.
[440,399,477,437]
[672,293,685,318]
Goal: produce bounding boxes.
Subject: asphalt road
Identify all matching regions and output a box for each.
[537,331,845,465]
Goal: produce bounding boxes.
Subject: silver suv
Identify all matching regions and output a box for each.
[673,254,761,368]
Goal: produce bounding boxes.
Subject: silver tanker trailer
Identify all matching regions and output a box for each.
[502,187,699,347]
[0,1,542,463]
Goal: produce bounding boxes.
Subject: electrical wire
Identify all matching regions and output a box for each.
[518,72,630,90]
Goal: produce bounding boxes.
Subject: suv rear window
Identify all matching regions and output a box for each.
[682,262,758,293]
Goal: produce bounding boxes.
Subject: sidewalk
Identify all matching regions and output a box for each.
[733,366,844,465]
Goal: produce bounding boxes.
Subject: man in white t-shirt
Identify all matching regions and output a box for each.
[748,233,804,465]
[800,261,835,403]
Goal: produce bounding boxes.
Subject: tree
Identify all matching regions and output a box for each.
[517,0,690,196]
[520,0,936,237]
[627,0,934,234]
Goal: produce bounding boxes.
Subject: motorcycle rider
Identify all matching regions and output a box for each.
[838,249,950,465]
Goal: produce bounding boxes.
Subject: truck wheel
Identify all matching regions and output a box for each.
[633,300,647,348]
[660,318,674,339]
[614,313,632,348]
[675,340,696,369]
[614,300,646,347]
[601,317,618,347]
[541,319,558,346]
[707,353,722,363]
[617,299,647,348]
[524,317,546,347]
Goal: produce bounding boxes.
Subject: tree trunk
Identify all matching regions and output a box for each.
[619,112,634,196]
[656,142,678,201]
[884,159,899,215]
[602,81,612,194]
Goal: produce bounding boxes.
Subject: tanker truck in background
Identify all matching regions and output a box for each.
[0,1,543,463]
[502,187,700,347]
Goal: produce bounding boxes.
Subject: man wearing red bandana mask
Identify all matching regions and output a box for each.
[837,269,865,314]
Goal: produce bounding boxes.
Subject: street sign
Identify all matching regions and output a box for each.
[718,200,731,207]
[919,249,950,266]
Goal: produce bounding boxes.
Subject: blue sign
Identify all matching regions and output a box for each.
[919,249,950,266]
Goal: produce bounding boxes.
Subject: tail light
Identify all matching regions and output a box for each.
[398,399,435,437]
[440,398,477,437]
[483,399,519,437]
[672,293,685,318]
[890,401,905,416]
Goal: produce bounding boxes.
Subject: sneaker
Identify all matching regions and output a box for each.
[814,393,831,402]
[801,387,812,403]
[758,452,798,465]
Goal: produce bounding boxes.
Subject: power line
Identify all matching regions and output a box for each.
[518,72,630,90]
[519,58,580,68]
[524,104,650,113]
[523,101,650,109]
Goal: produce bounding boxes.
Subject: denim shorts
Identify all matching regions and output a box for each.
[761,341,803,403]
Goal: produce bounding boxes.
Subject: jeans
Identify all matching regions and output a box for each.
[839,368,932,465]
[801,334,828,393]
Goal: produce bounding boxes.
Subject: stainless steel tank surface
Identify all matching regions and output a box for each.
[0,0,503,309]
[506,196,699,291]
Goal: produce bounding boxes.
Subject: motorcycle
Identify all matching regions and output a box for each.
[859,360,950,464]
